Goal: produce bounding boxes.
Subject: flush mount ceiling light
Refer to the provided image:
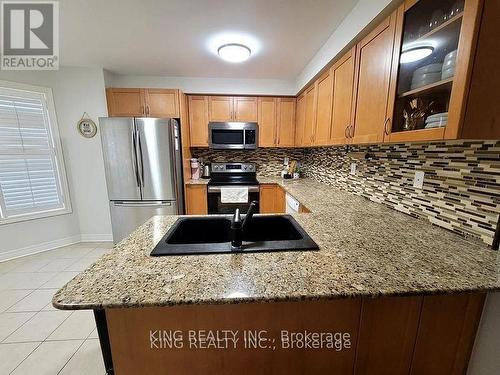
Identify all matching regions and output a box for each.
[217,43,251,63]
[400,46,434,63]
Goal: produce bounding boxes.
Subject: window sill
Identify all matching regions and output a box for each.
[0,207,73,225]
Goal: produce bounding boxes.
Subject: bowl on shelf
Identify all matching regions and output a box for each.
[425,112,448,128]
[414,63,443,75]
[441,67,455,80]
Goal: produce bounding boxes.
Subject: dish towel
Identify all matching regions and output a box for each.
[220,187,249,203]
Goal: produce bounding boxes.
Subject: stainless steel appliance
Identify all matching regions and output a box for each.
[208,122,258,149]
[207,162,259,214]
[202,164,211,179]
[99,117,184,243]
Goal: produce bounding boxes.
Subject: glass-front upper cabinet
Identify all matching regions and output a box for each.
[390,0,466,137]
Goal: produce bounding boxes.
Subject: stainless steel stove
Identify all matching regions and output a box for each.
[207,162,259,214]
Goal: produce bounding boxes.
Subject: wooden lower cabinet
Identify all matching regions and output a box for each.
[104,293,484,375]
[260,184,285,213]
[185,185,207,214]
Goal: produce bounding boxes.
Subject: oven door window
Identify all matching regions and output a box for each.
[208,192,260,214]
[211,130,244,145]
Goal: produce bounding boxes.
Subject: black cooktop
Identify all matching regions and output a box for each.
[208,174,259,186]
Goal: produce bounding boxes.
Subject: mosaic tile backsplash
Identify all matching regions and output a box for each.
[191,141,500,247]
[303,141,500,247]
[191,148,304,177]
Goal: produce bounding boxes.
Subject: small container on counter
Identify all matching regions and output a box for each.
[190,158,201,180]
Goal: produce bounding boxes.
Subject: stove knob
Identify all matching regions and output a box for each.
[243,166,247,170]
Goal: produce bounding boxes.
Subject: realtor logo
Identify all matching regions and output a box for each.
[1,1,59,70]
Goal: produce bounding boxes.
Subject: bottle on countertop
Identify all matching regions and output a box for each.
[190,158,201,180]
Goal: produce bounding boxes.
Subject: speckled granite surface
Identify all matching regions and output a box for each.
[53,178,500,310]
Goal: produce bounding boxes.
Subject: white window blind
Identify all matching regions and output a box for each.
[0,85,69,222]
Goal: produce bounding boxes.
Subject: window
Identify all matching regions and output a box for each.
[0,81,71,223]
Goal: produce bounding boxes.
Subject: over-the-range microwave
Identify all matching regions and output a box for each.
[208,122,258,149]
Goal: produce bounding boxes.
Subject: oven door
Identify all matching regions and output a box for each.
[207,186,260,214]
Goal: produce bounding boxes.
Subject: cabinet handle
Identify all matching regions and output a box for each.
[349,125,354,138]
[384,118,391,135]
[146,105,150,116]
[345,125,349,138]
[141,105,145,115]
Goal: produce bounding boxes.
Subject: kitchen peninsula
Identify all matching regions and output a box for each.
[53,178,500,375]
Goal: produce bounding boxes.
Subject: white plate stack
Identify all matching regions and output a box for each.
[411,63,443,90]
[425,112,448,129]
[441,50,457,79]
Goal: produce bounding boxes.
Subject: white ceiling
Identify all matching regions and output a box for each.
[59,0,358,80]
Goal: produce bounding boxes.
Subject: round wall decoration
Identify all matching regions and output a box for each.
[77,112,97,138]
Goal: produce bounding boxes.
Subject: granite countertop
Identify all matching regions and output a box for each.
[53,178,500,310]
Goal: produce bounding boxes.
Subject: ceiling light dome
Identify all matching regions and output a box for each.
[217,43,251,63]
[400,46,434,64]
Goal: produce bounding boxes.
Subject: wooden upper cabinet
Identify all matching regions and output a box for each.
[295,94,306,147]
[188,95,209,147]
[106,88,180,118]
[106,88,145,116]
[330,48,357,145]
[208,96,233,121]
[145,89,179,118]
[315,70,334,146]
[258,97,277,147]
[352,13,397,144]
[303,85,317,146]
[276,98,296,147]
[208,96,257,122]
[234,97,258,122]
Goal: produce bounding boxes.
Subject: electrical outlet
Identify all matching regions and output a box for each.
[350,163,357,175]
[413,170,425,189]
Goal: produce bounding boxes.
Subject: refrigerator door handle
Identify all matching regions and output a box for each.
[131,127,141,188]
[112,201,173,207]
[136,128,145,188]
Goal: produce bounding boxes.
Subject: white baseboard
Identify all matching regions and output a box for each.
[80,233,113,242]
[0,235,82,262]
[0,233,113,262]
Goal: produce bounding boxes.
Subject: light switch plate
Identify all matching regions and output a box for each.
[413,170,425,189]
[350,163,357,175]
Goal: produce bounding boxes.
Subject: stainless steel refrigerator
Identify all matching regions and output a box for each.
[99,117,184,243]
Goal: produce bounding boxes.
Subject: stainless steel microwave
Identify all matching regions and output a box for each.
[208,122,258,149]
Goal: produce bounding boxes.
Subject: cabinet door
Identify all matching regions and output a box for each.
[258,97,277,147]
[331,48,356,145]
[185,185,207,215]
[352,14,396,144]
[259,185,277,213]
[188,96,209,147]
[208,96,233,121]
[295,94,306,147]
[234,97,258,122]
[315,71,334,145]
[303,85,317,146]
[106,88,145,117]
[275,185,286,213]
[276,98,296,147]
[145,89,179,118]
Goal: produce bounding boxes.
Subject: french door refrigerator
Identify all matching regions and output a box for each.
[99,117,184,243]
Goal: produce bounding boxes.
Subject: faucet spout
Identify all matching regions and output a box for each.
[230,201,258,250]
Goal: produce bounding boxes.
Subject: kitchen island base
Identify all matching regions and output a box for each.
[97,293,484,375]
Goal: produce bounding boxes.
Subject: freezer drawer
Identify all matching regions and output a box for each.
[110,200,177,243]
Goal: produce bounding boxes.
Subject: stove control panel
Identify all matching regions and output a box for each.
[211,163,255,173]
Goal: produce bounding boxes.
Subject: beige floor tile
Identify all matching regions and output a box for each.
[0,312,36,342]
[0,342,40,374]
[48,310,96,341]
[85,248,113,258]
[37,258,79,272]
[9,259,51,273]
[0,290,33,312]
[11,340,83,375]
[0,260,24,274]
[64,257,98,272]
[7,289,58,312]
[40,271,80,289]
[4,310,72,343]
[0,272,57,290]
[88,328,99,339]
[59,339,105,375]
[46,247,94,259]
